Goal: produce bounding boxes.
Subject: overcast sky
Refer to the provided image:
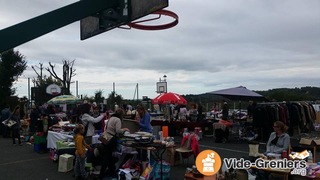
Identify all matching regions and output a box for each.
[1,0,319,100]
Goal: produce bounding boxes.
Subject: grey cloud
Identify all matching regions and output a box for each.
[1,0,319,99]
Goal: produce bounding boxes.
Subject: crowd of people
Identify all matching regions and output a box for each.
[0,102,153,180]
[0,100,301,180]
[157,103,204,122]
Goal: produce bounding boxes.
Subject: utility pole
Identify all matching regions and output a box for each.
[137,83,139,100]
[76,80,79,98]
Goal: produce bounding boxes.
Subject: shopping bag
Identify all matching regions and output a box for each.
[99,136,113,145]
[122,159,134,169]
[118,168,140,180]
[141,165,153,180]
[150,160,171,180]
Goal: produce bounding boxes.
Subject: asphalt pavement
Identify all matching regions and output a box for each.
[0,135,253,180]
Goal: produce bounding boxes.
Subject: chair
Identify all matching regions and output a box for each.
[175,147,193,165]
[213,123,228,143]
[175,134,199,165]
[288,144,292,155]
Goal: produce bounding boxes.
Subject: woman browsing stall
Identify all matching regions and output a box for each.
[80,103,106,144]
[97,108,129,179]
[136,104,152,133]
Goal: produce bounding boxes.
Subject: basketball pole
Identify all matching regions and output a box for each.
[76,81,79,98]
[0,0,119,53]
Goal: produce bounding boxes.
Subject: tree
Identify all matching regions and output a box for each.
[94,89,105,104]
[0,49,27,107]
[107,91,123,109]
[31,62,62,88]
[45,59,76,94]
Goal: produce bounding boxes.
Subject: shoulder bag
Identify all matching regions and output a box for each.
[98,119,116,146]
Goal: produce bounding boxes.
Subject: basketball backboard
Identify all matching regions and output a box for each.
[81,0,168,40]
[156,81,167,93]
[46,84,62,95]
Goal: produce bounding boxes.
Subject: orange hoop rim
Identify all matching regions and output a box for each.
[127,9,179,30]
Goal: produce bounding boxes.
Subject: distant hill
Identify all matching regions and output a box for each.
[182,86,320,111]
[255,86,320,102]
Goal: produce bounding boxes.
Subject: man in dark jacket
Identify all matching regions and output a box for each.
[1,105,11,138]
[29,105,40,136]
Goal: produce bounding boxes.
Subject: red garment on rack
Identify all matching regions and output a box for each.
[218,119,233,127]
[181,133,200,156]
[278,105,287,124]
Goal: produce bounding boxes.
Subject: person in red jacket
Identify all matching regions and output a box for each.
[74,124,92,180]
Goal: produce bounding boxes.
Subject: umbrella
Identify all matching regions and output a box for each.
[152,92,187,105]
[207,86,267,101]
[47,95,82,105]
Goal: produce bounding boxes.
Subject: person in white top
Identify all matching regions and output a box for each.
[179,105,188,120]
[114,102,119,111]
[80,103,106,144]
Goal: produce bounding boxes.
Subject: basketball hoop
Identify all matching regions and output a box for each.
[121,9,178,30]
[51,92,59,96]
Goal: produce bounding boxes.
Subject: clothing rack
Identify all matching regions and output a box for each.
[258,101,287,105]
[254,101,316,139]
[258,101,315,105]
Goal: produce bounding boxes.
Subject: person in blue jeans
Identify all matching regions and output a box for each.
[11,106,21,145]
[74,124,92,180]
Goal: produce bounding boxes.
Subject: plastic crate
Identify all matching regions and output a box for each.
[34,144,41,152]
[34,135,47,144]
[58,154,75,172]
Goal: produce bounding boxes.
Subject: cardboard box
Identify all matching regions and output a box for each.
[300,138,320,145]
[300,138,314,145]
[58,154,74,172]
[313,139,320,145]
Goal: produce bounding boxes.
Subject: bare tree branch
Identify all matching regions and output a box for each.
[31,65,41,77]
[44,60,76,94]
[45,62,63,83]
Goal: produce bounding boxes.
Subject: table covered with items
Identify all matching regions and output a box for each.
[47,130,74,149]
[117,131,173,180]
[44,122,175,180]
[151,119,214,137]
[46,122,77,161]
[242,141,320,180]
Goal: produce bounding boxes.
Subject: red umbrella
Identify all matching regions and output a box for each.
[152,92,187,105]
